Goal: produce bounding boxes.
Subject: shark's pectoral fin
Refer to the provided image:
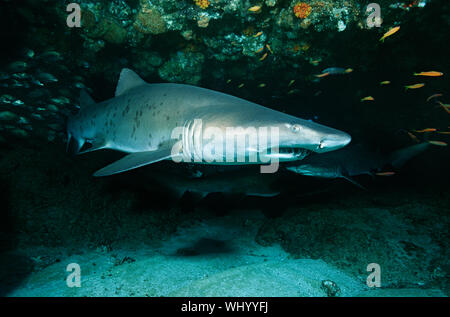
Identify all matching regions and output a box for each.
[93,143,182,177]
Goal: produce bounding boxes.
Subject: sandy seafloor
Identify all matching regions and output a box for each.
[0,141,448,297]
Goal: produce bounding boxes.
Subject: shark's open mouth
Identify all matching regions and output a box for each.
[273,147,311,160]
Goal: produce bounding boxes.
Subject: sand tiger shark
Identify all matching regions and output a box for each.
[285,142,430,188]
[67,69,351,176]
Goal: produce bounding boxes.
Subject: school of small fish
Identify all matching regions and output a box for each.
[0,48,88,142]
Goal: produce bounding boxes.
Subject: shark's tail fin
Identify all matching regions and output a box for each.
[388,142,430,169]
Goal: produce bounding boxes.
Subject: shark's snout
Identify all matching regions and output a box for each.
[317,132,351,153]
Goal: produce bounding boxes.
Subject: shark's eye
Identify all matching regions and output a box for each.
[291,124,301,133]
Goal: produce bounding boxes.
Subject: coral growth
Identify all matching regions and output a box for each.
[133,3,167,34]
[194,0,210,9]
[293,2,312,19]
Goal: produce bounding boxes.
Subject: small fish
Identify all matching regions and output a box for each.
[50,97,70,105]
[74,82,87,89]
[248,6,262,13]
[12,100,24,107]
[31,78,44,86]
[238,83,245,88]
[407,131,420,143]
[288,89,300,95]
[288,79,295,87]
[413,71,443,77]
[376,172,396,176]
[0,111,19,121]
[37,51,63,62]
[437,101,450,114]
[0,95,15,104]
[10,80,29,88]
[255,46,264,53]
[315,72,330,78]
[265,44,273,54]
[309,59,320,66]
[20,48,35,59]
[36,72,58,83]
[25,49,34,59]
[379,26,400,42]
[405,83,425,90]
[428,140,447,146]
[8,61,28,72]
[31,113,44,120]
[361,96,375,102]
[414,128,437,133]
[380,81,391,85]
[321,67,353,75]
[226,79,232,84]
[47,104,59,112]
[12,73,30,80]
[18,117,29,125]
[427,93,443,102]
[259,52,268,61]
[11,128,28,138]
[258,83,266,88]
[0,72,10,81]
[437,131,450,135]
[253,31,263,38]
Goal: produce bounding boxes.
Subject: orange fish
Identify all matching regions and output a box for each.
[380,81,391,85]
[427,93,443,102]
[414,128,437,133]
[248,6,261,13]
[255,46,264,53]
[315,72,329,78]
[361,96,375,102]
[265,44,273,54]
[259,52,268,61]
[376,172,396,176]
[428,140,447,146]
[380,26,400,42]
[253,31,263,38]
[405,83,425,90]
[414,71,443,77]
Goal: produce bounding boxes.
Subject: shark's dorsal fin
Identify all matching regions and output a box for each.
[80,90,95,108]
[115,68,146,97]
